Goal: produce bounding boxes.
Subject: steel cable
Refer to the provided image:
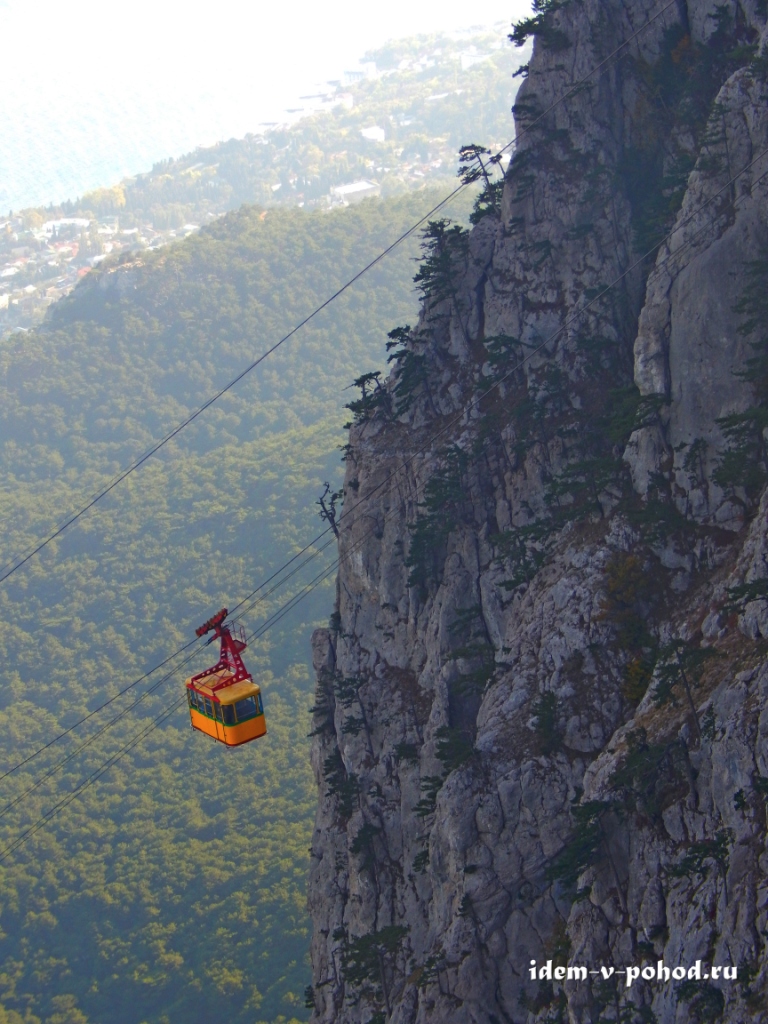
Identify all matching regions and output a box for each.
[3,0,754,859]
[0,0,679,587]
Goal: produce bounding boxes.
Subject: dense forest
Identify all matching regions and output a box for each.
[0,190,473,1024]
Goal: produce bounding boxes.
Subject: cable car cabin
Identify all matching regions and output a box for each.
[185,608,266,746]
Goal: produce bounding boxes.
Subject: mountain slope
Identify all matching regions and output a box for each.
[307,3,768,1022]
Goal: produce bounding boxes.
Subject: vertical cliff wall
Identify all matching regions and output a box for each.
[306,2,768,1021]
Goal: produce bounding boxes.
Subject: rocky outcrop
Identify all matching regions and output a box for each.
[627,66,768,523]
[307,3,768,1022]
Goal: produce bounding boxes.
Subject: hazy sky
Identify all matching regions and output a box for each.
[0,0,533,212]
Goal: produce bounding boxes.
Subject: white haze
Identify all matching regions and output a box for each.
[0,0,534,212]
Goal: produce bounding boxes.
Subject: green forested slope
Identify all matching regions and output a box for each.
[0,190,471,1024]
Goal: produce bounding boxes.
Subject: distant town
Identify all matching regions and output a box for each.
[1,30,525,339]
[0,214,205,336]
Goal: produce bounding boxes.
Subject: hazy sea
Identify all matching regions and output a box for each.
[0,1,531,214]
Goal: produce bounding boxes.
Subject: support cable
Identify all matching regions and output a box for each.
[2,145,766,861]
[0,1,760,798]
[0,0,679,588]
[0,0,688,787]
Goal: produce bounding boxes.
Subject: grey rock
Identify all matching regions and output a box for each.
[307,2,768,1022]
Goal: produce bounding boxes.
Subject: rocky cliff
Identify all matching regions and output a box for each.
[306,2,768,1021]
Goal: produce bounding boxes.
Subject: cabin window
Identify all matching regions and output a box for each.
[222,704,235,726]
[204,697,214,718]
[187,690,195,709]
[213,703,223,722]
[234,696,257,722]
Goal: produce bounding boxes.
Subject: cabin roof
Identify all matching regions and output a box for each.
[186,673,259,704]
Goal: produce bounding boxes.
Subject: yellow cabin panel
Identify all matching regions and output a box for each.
[188,707,266,746]
[217,680,260,704]
[188,708,225,742]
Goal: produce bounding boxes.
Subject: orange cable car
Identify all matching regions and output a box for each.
[185,608,267,746]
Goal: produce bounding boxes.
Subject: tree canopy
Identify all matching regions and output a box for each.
[0,190,471,1024]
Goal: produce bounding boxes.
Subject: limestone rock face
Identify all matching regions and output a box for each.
[627,67,768,523]
[307,3,768,1022]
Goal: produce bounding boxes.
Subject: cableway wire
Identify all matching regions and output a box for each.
[0,0,747,812]
[0,637,198,784]
[0,0,680,784]
[0,530,339,805]
[3,513,348,818]
[1,0,753,856]
[0,552,345,865]
[0,641,206,820]
[3,141,767,864]
[0,690,190,865]
[0,0,679,589]
[0,528,339,785]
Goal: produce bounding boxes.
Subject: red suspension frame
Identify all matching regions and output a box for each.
[190,607,251,690]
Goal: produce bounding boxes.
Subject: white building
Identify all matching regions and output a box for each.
[360,125,385,143]
[42,218,91,235]
[330,180,381,205]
